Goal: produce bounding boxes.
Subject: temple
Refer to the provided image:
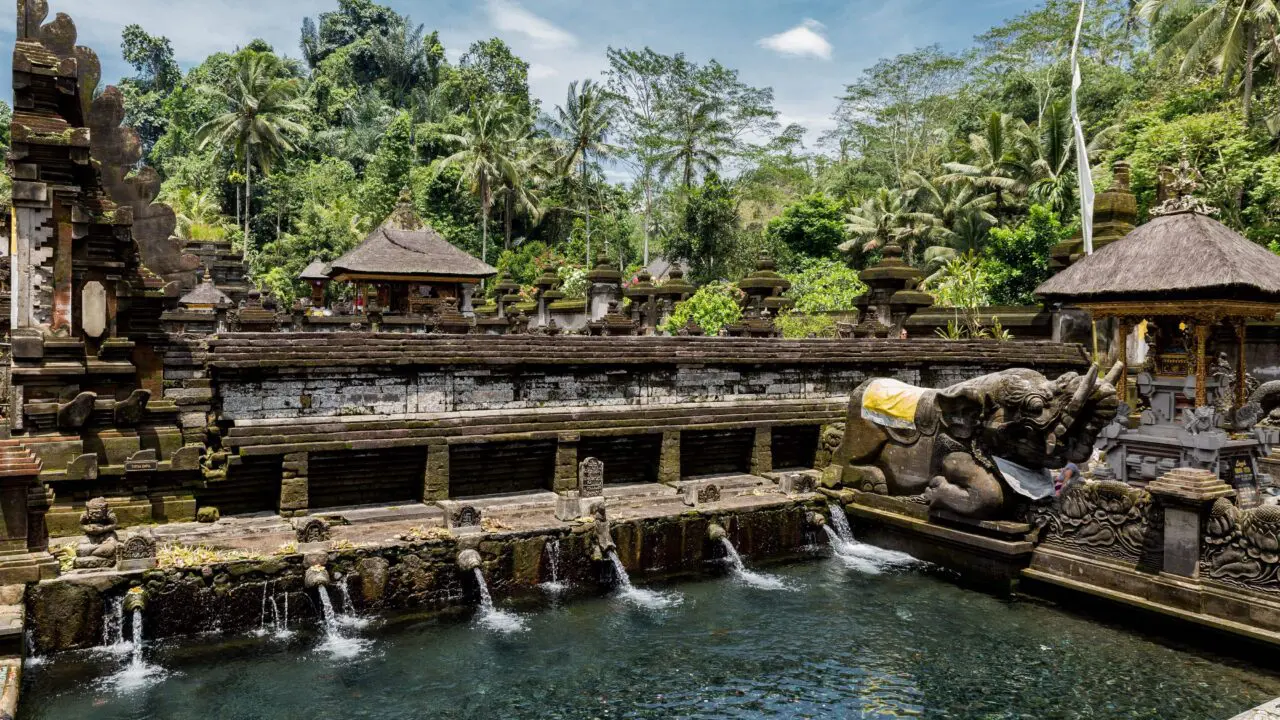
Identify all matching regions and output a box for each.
[307,191,496,316]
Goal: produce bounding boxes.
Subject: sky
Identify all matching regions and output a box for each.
[2,0,1042,150]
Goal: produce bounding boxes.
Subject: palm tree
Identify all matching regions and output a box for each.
[370,16,429,109]
[841,187,933,261]
[160,186,230,241]
[314,87,395,171]
[436,96,524,263]
[497,134,552,251]
[1140,0,1280,125]
[658,98,733,187]
[906,171,998,254]
[938,112,1028,213]
[548,79,619,263]
[196,52,308,258]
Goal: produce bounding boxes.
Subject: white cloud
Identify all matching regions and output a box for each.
[757,19,833,60]
[527,63,559,80]
[486,0,576,50]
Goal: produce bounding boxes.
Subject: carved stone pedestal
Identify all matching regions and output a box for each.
[1147,467,1236,578]
[0,442,57,584]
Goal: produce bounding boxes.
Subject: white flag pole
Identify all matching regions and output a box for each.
[1070,0,1095,255]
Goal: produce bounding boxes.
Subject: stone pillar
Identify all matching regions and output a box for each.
[461,284,476,317]
[659,430,681,484]
[1147,467,1235,578]
[1234,318,1248,411]
[751,426,773,475]
[554,433,579,493]
[423,443,449,501]
[280,452,309,517]
[1193,322,1212,408]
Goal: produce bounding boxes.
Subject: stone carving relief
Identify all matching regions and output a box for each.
[1203,498,1280,592]
[578,457,604,498]
[71,497,118,571]
[1034,480,1155,563]
[294,517,331,544]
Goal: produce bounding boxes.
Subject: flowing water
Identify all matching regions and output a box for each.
[472,568,528,634]
[718,537,794,591]
[98,608,166,694]
[23,559,1280,719]
[825,503,922,574]
[336,580,370,630]
[540,539,567,595]
[314,586,370,660]
[98,595,129,656]
[607,549,682,610]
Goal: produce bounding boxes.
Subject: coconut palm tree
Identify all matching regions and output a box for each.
[435,96,524,263]
[907,171,998,254]
[1140,0,1280,125]
[841,187,933,262]
[658,98,733,188]
[196,52,308,258]
[938,111,1029,213]
[369,16,430,109]
[547,79,619,262]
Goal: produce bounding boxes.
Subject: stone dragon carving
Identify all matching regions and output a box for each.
[829,362,1122,519]
[1203,497,1280,592]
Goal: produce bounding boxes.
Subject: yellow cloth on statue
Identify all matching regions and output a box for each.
[861,378,926,430]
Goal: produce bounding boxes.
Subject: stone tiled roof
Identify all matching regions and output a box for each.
[328,196,496,280]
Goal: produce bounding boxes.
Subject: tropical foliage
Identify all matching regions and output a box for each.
[53,0,1280,313]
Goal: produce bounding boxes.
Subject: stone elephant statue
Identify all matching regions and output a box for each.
[829,362,1123,520]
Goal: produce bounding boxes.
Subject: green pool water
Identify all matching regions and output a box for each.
[20,550,1280,719]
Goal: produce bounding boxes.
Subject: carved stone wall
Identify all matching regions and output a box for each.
[1202,498,1280,593]
[1036,481,1159,564]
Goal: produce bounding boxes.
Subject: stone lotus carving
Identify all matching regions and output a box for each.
[1035,481,1155,562]
[1203,498,1280,592]
[831,363,1122,519]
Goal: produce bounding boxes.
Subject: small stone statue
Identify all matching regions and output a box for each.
[73,497,119,571]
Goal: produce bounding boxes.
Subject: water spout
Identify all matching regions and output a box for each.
[304,564,331,589]
[100,594,127,654]
[824,502,920,574]
[718,537,792,591]
[707,523,728,542]
[314,584,369,659]
[456,548,482,572]
[541,539,567,595]
[471,567,527,633]
[607,549,682,610]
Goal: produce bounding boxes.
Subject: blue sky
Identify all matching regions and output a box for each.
[4,0,1041,147]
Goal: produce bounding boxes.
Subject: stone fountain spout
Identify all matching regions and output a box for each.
[456,549,482,572]
[707,523,727,542]
[806,511,827,528]
[590,504,616,559]
[304,564,331,589]
[123,586,147,613]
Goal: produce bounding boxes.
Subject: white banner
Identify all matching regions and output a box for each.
[1070,0,1095,255]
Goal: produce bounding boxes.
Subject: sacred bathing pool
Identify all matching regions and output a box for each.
[7,2,1280,718]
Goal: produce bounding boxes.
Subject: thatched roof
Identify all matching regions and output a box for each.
[1036,211,1280,304]
[328,194,497,281]
[298,259,330,281]
[179,274,232,308]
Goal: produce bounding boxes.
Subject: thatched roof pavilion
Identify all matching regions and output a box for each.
[1036,210,1280,409]
[1037,211,1280,306]
[322,190,496,314]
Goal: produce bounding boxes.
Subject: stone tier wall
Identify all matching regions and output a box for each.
[186,335,1089,514]
[27,500,822,654]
